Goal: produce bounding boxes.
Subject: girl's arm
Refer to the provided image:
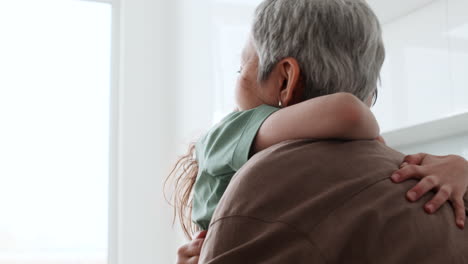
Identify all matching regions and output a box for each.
[253,92,379,153]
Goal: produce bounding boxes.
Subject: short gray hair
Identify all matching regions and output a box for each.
[252,0,385,101]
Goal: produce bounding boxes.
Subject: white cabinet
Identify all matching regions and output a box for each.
[375,0,468,133]
[448,0,468,115]
[397,133,468,159]
[374,0,451,132]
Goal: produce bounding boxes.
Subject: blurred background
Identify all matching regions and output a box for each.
[0,0,467,263]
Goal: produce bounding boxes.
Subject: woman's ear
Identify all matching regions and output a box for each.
[278,57,303,107]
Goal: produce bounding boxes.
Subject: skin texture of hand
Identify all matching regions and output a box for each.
[176,231,206,264]
[391,153,468,229]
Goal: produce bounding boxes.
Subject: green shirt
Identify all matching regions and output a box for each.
[192,104,279,230]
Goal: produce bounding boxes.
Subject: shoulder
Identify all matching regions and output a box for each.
[210,139,405,232]
[198,105,277,144]
[196,105,279,170]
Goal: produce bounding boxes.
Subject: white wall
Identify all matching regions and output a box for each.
[114,0,227,263]
[115,0,180,263]
[174,0,215,150]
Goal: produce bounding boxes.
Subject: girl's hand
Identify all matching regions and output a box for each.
[391,153,468,229]
[176,231,207,264]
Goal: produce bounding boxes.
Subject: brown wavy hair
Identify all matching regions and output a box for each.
[164,143,201,239]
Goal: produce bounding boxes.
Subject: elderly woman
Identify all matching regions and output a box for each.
[174,0,468,263]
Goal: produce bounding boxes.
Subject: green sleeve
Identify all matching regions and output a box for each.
[193,104,279,229]
[230,105,279,170]
[196,104,279,177]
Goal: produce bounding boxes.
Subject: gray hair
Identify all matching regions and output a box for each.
[252,0,385,102]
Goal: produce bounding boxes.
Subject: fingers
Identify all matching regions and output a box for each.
[187,256,200,264]
[178,238,204,258]
[451,197,466,230]
[423,185,451,213]
[176,235,205,264]
[195,230,208,239]
[188,238,204,255]
[405,175,439,202]
[391,164,425,183]
[402,153,427,166]
[421,186,466,230]
[186,240,203,264]
[177,244,190,259]
[177,255,200,264]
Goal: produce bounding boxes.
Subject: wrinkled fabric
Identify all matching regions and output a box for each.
[193,104,278,229]
[200,140,468,264]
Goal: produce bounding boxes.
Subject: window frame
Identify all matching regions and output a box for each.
[76,0,119,263]
[106,0,119,264]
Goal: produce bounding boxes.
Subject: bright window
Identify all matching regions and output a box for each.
[0,0,111,263]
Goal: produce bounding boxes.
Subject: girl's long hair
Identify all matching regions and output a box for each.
[164,143,201,239]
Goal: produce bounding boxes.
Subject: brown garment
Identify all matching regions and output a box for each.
[200,140,468,264]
